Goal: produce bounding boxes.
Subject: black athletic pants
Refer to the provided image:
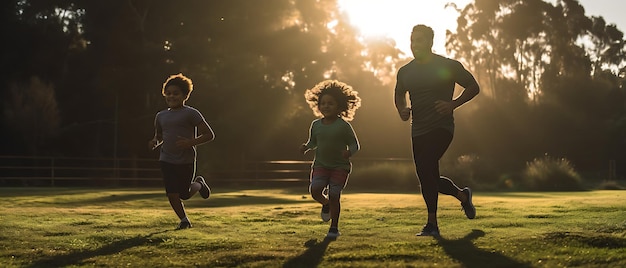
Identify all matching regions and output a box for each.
[411,128,461,213]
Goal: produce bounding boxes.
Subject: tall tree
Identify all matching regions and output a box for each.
[446,0,626,172]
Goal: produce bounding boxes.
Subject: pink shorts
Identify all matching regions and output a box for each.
[310,167,349,196]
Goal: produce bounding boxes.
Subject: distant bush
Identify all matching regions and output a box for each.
[521,156,584,191]
[348,161,417,190]
[595,180,625,190]
[441,154,504,191]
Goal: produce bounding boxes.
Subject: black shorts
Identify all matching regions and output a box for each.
[160,161,195,199]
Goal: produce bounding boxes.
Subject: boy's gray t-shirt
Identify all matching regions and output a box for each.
[394,54,478,137]
[155,105,207,164]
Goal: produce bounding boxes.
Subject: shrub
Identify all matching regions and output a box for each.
[349,161,417,191]
[596,180,625,190]
[441,154,503,190]
[522,156,584,191]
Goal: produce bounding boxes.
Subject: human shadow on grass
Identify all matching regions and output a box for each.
[58,192,308,208]
[26,230,169,268]
[436,229,531,268]
[282,237,334,268]
[189,195,310,208]
[66,192,165,205]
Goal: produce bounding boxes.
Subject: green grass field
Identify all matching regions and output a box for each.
[0,187,624,267]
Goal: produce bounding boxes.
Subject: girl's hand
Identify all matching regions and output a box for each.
[342,150,352,159]
[399,107,411,121]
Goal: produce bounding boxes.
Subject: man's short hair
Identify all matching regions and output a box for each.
[411,24,434,40]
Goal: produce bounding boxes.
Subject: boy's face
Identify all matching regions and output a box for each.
[163,85,185,109]
[319,94,339,118]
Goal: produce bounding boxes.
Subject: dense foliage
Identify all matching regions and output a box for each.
[1,0,624,179]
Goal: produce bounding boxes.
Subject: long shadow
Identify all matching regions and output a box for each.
[26,230,169,268]
[188,194,311,208]
[436,229,531,268]
[283,237,334,268]
[50,192,310,208]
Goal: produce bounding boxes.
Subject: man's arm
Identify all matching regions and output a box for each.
[452,83,479,109]
[434,83,480,115]
[395,91,411,121]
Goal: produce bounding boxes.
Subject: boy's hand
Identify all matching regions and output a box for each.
[300,144,309,154]
[148,139,162,150]
[175,136,195,149]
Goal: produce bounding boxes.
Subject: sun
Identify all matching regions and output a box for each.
[337,0,470,57]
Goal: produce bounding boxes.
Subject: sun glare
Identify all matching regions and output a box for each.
[338,0,470,57]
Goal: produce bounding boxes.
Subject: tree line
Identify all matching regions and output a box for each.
[1,0,624,179]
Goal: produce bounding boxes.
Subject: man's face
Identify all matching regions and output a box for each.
[410,31,433,59]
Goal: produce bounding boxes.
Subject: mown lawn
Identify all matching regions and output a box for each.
[0,187,624,267]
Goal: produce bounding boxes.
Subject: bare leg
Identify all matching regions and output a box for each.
[189,182,201,197]
[310,184,329,205]
[167,193,187,220]
[329,193,340,228]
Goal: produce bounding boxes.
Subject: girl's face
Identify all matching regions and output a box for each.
[163,85,186,109]
[319,94,340,118]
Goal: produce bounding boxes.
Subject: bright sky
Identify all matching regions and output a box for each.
[338,0,626,57]
[338,0,471,57]
[577,0,626,30]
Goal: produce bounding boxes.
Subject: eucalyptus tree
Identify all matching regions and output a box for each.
[73,0,398,164]
[445,0,626,172]
[0,0,84,155]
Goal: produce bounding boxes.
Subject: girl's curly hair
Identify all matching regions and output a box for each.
[304,80,361,121]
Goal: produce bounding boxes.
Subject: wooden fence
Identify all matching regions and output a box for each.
[0,156,414,187]
[0,155,312,187]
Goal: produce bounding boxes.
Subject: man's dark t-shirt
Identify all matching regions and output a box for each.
[394,54,478,137]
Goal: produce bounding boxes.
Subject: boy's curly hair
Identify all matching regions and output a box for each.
[304,80,361,121]
[162,73,194,101]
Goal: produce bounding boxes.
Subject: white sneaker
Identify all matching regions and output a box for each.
[326,227,340,239]
[461,187,475,219]
[194,176,211,199]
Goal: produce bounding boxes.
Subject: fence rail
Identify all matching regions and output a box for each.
[0,155,315,186]
[0,155,412,187]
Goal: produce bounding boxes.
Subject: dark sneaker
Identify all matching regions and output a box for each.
[195,175,211,199]
[176,221,192,230]
[321,204,330,222]
[416,223,440,237]
[326,227,340,239]
[461,187,476,219]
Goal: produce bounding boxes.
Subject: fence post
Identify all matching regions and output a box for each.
[609,159,616,180]
[51,157,55,187]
